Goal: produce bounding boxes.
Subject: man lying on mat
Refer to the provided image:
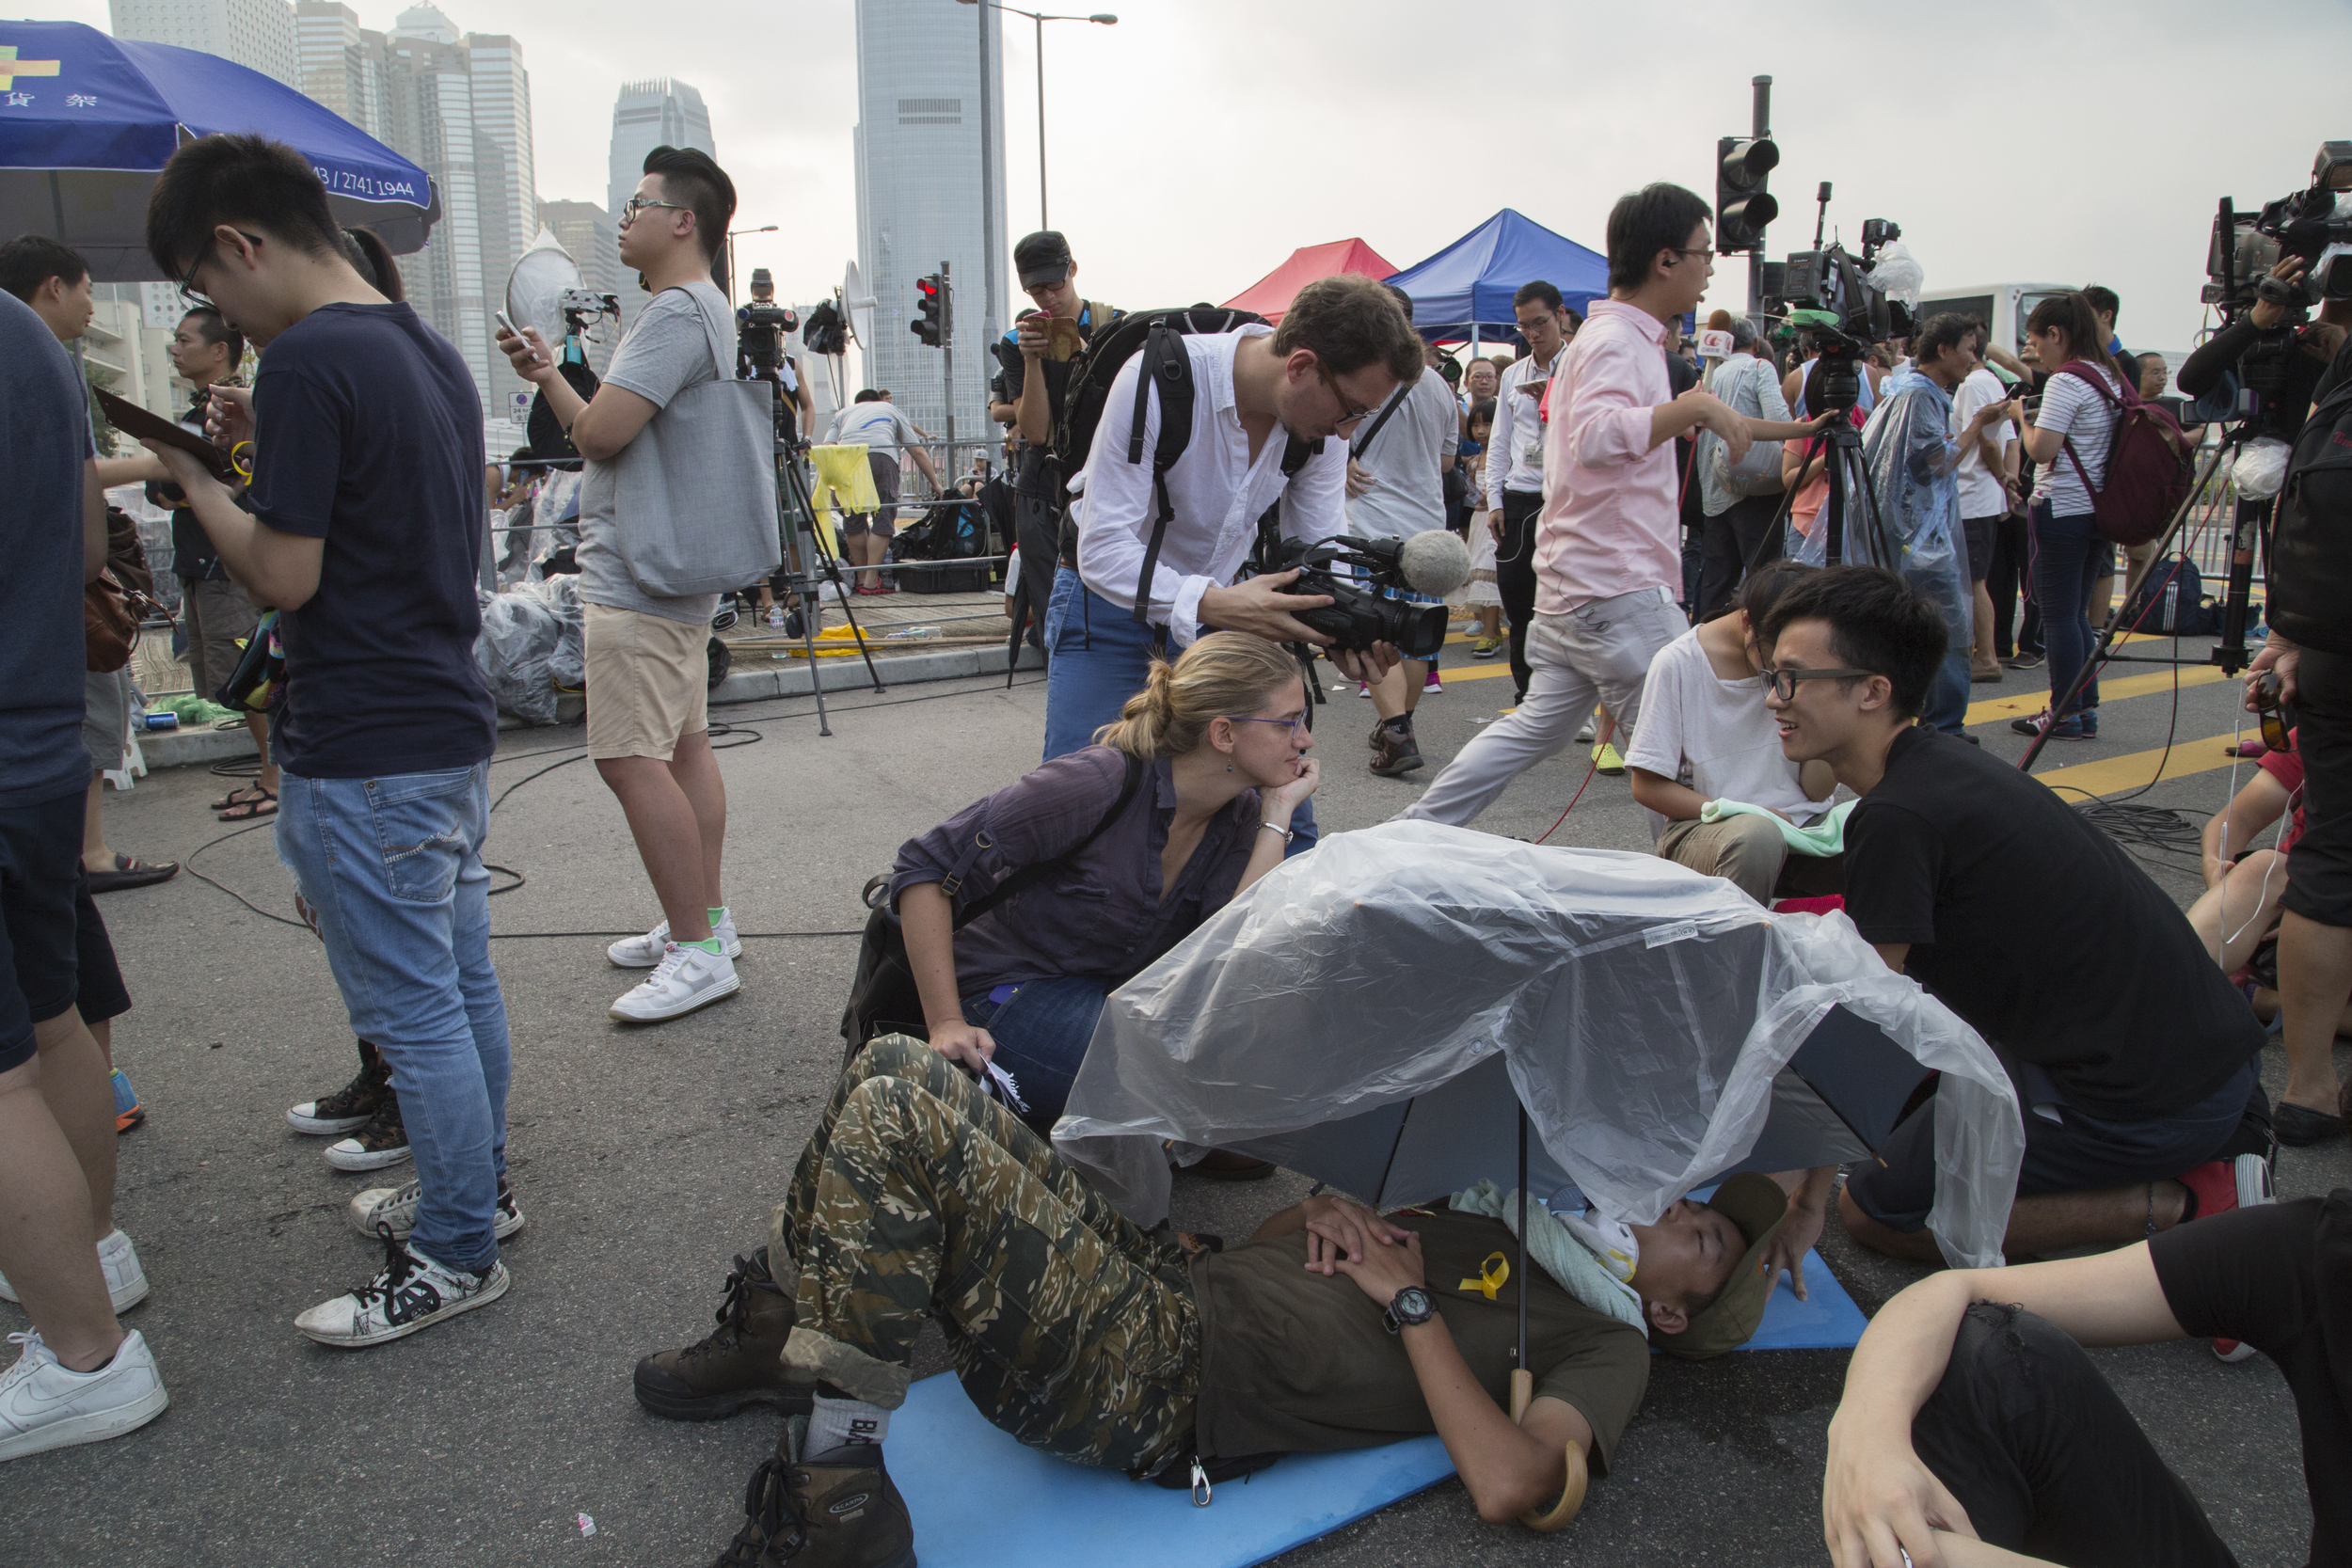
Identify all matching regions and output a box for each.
[639,1037,1793,1566]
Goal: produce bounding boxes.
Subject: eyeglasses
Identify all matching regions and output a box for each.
[618,196,691,226]
[1669,245,1716,266]
[1758,665,1878,702]
[177,230,264,308]
[1228,716,1310,742]
[1315,361,1382,426]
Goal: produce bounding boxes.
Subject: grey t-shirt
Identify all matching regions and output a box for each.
[1343,365,1459,542]
[826,400,923,462]
[577,280,731,625]
[0,290,96,808]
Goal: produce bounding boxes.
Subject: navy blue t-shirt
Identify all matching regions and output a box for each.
[0,290,94,809]
[246,302,497,778]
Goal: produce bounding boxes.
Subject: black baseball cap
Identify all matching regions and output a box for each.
[1015,230,1073,289]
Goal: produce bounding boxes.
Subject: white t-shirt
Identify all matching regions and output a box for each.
[2030,364,2122,518]
[1622,627,1824,839]
[827,401,923,460]
[1949,367,2016,520]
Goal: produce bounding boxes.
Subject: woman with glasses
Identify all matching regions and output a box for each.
[888,632,1319,1135]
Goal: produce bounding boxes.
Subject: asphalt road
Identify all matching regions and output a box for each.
[11,626,2346,1568]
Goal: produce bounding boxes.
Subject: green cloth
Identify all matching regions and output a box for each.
[1698,797,1855,857]
[153,694,239,724]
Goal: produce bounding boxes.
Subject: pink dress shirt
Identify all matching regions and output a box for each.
[1531,300,1679,614]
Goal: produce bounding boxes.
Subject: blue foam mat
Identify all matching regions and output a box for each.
[888,1250,1867,1568]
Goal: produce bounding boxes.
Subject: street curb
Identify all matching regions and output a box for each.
[131,642,1045,772]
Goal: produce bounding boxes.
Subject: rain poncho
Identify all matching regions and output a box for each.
[1790,369,1971,659]
[1055,823,2025,1270]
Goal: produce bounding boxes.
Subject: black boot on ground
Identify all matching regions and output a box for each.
[1370,717,1422,777]
[635,1247,810,1421]
[711,1416,916,1568]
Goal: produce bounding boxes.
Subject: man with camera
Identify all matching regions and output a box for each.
[1398,183,1827,830]
[499,145,748,1024]
[735,267,814,444]
[1043,274,1422,776]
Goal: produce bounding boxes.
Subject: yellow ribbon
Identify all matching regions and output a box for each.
[1457,1250,1509,1301]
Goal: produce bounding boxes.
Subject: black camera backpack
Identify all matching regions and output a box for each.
[1049,308,1321,626]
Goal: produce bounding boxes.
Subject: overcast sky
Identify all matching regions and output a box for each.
[52,0,2352,351]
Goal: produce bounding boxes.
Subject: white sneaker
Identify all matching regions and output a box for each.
[2233,1151,2276,1209]
[349,1180,525,1242]
[294,1236,510,1348]
[0,1229,150,1314]
[608,911,741,968]
[610,942,739,1022]
[1575,719,1597,743]
[0,1328,168,1461]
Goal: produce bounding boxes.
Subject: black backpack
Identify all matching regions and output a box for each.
[2276,352,2352,655]
[1050,307,1322,626]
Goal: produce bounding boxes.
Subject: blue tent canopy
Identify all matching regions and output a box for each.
[0,20,439,279]
[1386,208,1609,348]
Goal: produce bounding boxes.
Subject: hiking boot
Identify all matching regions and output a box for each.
[287,1044,389,1134]
[325,1091,411,1172]
[1370,721,1422,778]
[635,1248,809,1422]
[348,1179,525,1243]
[294,1226,508,1348]
[712,1418,915,1568]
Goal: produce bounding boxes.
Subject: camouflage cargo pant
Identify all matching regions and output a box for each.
[769,1036,1200,1477]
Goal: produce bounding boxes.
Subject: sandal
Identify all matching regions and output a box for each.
[211,781,268,811]
[86,853,180,895]
[217,786,278,822]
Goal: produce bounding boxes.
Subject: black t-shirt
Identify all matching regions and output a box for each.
[162,388,225,580]
[2150,1194,2352,1568]
[993,302,1118,498]
[245,302,497,779]
[1843,727,2264,1120]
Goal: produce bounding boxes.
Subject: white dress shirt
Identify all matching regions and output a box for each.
[1074,324,1348,646]
[1485,340,1566,512]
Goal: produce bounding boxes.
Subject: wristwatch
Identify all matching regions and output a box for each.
[1382,1286,1436,1335]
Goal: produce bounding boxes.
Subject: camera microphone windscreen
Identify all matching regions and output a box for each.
[1398,529,1473,597]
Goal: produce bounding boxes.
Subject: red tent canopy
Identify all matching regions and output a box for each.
[1223,237,1397,323]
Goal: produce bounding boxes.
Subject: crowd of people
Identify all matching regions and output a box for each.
[3,132,2348,1568]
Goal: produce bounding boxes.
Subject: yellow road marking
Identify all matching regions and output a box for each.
[2030,733,2251,799]
[1965,665,2225,725]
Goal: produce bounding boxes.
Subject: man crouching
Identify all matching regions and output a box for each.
[639,1038,1792,1564]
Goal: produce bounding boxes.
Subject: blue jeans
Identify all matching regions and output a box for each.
[277,763,511,1273]
[1041,569,1317,850]
[2028,503,2103,721]
[960,974,1110,1137]
[1921,643,1973,735]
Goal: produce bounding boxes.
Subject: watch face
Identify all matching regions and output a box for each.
[1394,1288,1433,1320]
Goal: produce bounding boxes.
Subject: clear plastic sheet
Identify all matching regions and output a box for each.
[1055,823,2023,1269]
[472,583,565,725]
[1790,371,1972,658]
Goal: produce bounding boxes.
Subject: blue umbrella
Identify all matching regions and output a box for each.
[0,20,439,279]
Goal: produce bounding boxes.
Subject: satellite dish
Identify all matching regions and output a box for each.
[506,228,582,350]
[843,259,876,350]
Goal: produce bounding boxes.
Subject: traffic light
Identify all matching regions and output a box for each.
[911,273,945,347]
[1716,135,1780,254]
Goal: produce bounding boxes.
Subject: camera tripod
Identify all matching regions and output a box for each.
[1772,404,1895,571]
[748,374,887,735]
[2016,427,2258,772]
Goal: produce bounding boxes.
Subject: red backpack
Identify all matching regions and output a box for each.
[2056,359,2196,546]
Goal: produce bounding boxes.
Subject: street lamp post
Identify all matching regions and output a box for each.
[723,224,778,307]
[956,0,1118,231]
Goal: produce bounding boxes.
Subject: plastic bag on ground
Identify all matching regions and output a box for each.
[1055,823,2023,1270]
[473,585,564,725]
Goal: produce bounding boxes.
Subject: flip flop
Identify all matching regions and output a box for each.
[87,853,180,895]
[211,781,267,811]
[216,787,278,822]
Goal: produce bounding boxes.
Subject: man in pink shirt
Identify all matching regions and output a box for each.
[1399,183,1824,827]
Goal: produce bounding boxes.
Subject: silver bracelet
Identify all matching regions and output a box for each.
[1258,820,1294,845]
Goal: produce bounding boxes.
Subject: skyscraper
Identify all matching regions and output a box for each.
[111,0,301,87]
[606,77,714,330]
[852,0,1007,452]
[291,2,535,415]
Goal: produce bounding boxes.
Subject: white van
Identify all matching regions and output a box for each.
[1914,282,2076,356]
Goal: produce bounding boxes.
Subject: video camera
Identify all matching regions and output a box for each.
[739,302,800,378]
[559,288,618,334]
[1764,220,1910,417]
[2204,141,2352,321]
[1262,532,1470,660]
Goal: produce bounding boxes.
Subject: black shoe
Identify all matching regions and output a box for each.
[2004,651,2044,671]
[1369,721,1423,778]
[2275,1099,2348,1147]
[287,1043,389,1134]
[713,1423,916,1568]
[325,1089,410,1172]
[637,1248,810,1421]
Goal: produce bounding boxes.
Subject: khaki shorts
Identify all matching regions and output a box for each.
[584,602,709,761]
[182,575,261,699]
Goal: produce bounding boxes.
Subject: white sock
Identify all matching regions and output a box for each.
[806,1392,889,1455]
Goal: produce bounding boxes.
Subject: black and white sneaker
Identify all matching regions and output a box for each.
[324,1092,410,1173]
[294,1226,509,1348]
[348,1180,524,1243]
[287,1045,389,1135]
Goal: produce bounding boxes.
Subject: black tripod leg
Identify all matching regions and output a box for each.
[785,455,888,695]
